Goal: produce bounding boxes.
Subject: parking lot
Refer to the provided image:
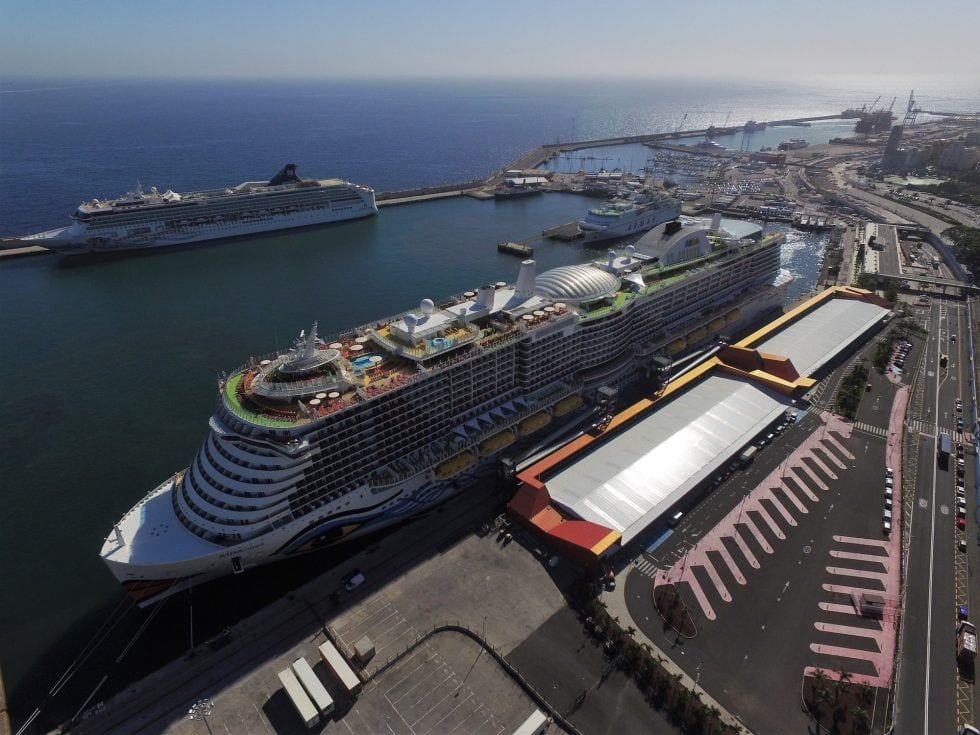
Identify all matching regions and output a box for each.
[335,631,536,735]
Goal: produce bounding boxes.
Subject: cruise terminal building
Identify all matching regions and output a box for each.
[507,286,893,567]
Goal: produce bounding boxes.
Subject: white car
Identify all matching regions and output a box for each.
[885,467,894,478]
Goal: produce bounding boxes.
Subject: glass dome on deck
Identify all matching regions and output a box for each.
[534,264,621,303]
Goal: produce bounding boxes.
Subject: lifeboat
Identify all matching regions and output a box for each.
[708,317,726,333]
[725,307,742,323]
[518,411,552,436]
[687,326,707,342]
[434,451,477,479]
[478,429,515,456]
[665,338,686,355]
[553,394,584,417]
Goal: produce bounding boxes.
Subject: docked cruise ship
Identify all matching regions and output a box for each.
[578,189,681,244]
[101,216,789,605]
[22,164,377,254]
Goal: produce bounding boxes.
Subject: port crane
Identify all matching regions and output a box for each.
[902,89,919,127]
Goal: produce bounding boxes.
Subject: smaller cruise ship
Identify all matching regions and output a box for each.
[578,189,681,244]
[21,164,377,255]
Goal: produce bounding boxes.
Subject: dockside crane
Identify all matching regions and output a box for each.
[675,113,688,135]
[902,89,919,127]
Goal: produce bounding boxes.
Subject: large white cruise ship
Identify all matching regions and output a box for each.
[22,164,377,254]
[578,189,681,244]
[100,217,789,605]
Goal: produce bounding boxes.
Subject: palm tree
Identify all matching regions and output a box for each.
[851,705,872,735]
[703,704,722,735]
[857,682,875,708]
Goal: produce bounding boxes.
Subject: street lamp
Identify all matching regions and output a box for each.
[188,698,214,735]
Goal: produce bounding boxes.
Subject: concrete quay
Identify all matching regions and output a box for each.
[1,665,11,735]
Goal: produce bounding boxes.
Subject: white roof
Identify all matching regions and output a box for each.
[755,298,890,375]
[547,375,792,542]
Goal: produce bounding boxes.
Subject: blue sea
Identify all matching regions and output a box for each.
[0,74,978,731]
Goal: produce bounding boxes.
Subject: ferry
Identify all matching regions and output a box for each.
[578,189,682,244]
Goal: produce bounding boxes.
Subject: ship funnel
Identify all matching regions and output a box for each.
[515,259,536,300]
[607,250,617,268]
[475,284,495,310]
[710,213,722,232]
[625,245,635,264]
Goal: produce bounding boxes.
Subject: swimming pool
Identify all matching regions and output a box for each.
[351,353,383,369]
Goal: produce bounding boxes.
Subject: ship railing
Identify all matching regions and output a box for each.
[367,381,583,487]
[366,323,483,361]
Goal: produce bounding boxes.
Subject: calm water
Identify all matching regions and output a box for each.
[1,74,977,728]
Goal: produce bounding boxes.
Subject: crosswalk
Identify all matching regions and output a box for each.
[906,418,936,436]
[853,421,887,438]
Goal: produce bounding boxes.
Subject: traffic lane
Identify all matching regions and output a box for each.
[897,434,938,727]
[928,457,958,735]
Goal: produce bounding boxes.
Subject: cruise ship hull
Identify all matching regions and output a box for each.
[101,221,788,607]
[27,204,377,255]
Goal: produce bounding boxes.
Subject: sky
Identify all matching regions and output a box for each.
[0,0,978,80]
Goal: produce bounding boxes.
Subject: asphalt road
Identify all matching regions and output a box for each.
[896,297,971,733]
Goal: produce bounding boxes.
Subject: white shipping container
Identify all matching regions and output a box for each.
[278,667,320,729]
[292,657,334,715]
[319,640,362,695]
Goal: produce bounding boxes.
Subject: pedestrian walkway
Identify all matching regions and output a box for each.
[907,418,936,436]
[653,413,856,621]
[853,421,888,438]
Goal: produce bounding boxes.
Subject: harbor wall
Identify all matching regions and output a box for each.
[0,665,10,735]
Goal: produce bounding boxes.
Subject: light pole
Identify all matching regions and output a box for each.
[188,698,214,735]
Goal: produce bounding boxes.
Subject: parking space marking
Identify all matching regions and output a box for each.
[824,434,855,460]
[832,535,890,550]
[428,691,473,732]
[762,489,798,527]
[809,643,883,663]
[751,503,786,540]
[778,482,808,513]
[738,513,774,554]
[787,471,820,501]
[714,542,747,585]
[814,621,884,640]
[795,462,828,492]
[806,452,839,480]
[818,602,860,615]
[829,550,890,567]
[826,567,889,584]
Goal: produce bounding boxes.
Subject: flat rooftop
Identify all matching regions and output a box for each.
[510,287,893,562]
[749,297,891,376]
[548,374,792,543]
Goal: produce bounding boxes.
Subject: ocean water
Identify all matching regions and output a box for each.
[0,75,977,729]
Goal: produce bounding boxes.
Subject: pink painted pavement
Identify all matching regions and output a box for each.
[654,412,855,621]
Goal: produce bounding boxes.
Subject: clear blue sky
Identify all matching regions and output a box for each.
[1,0,977,79]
